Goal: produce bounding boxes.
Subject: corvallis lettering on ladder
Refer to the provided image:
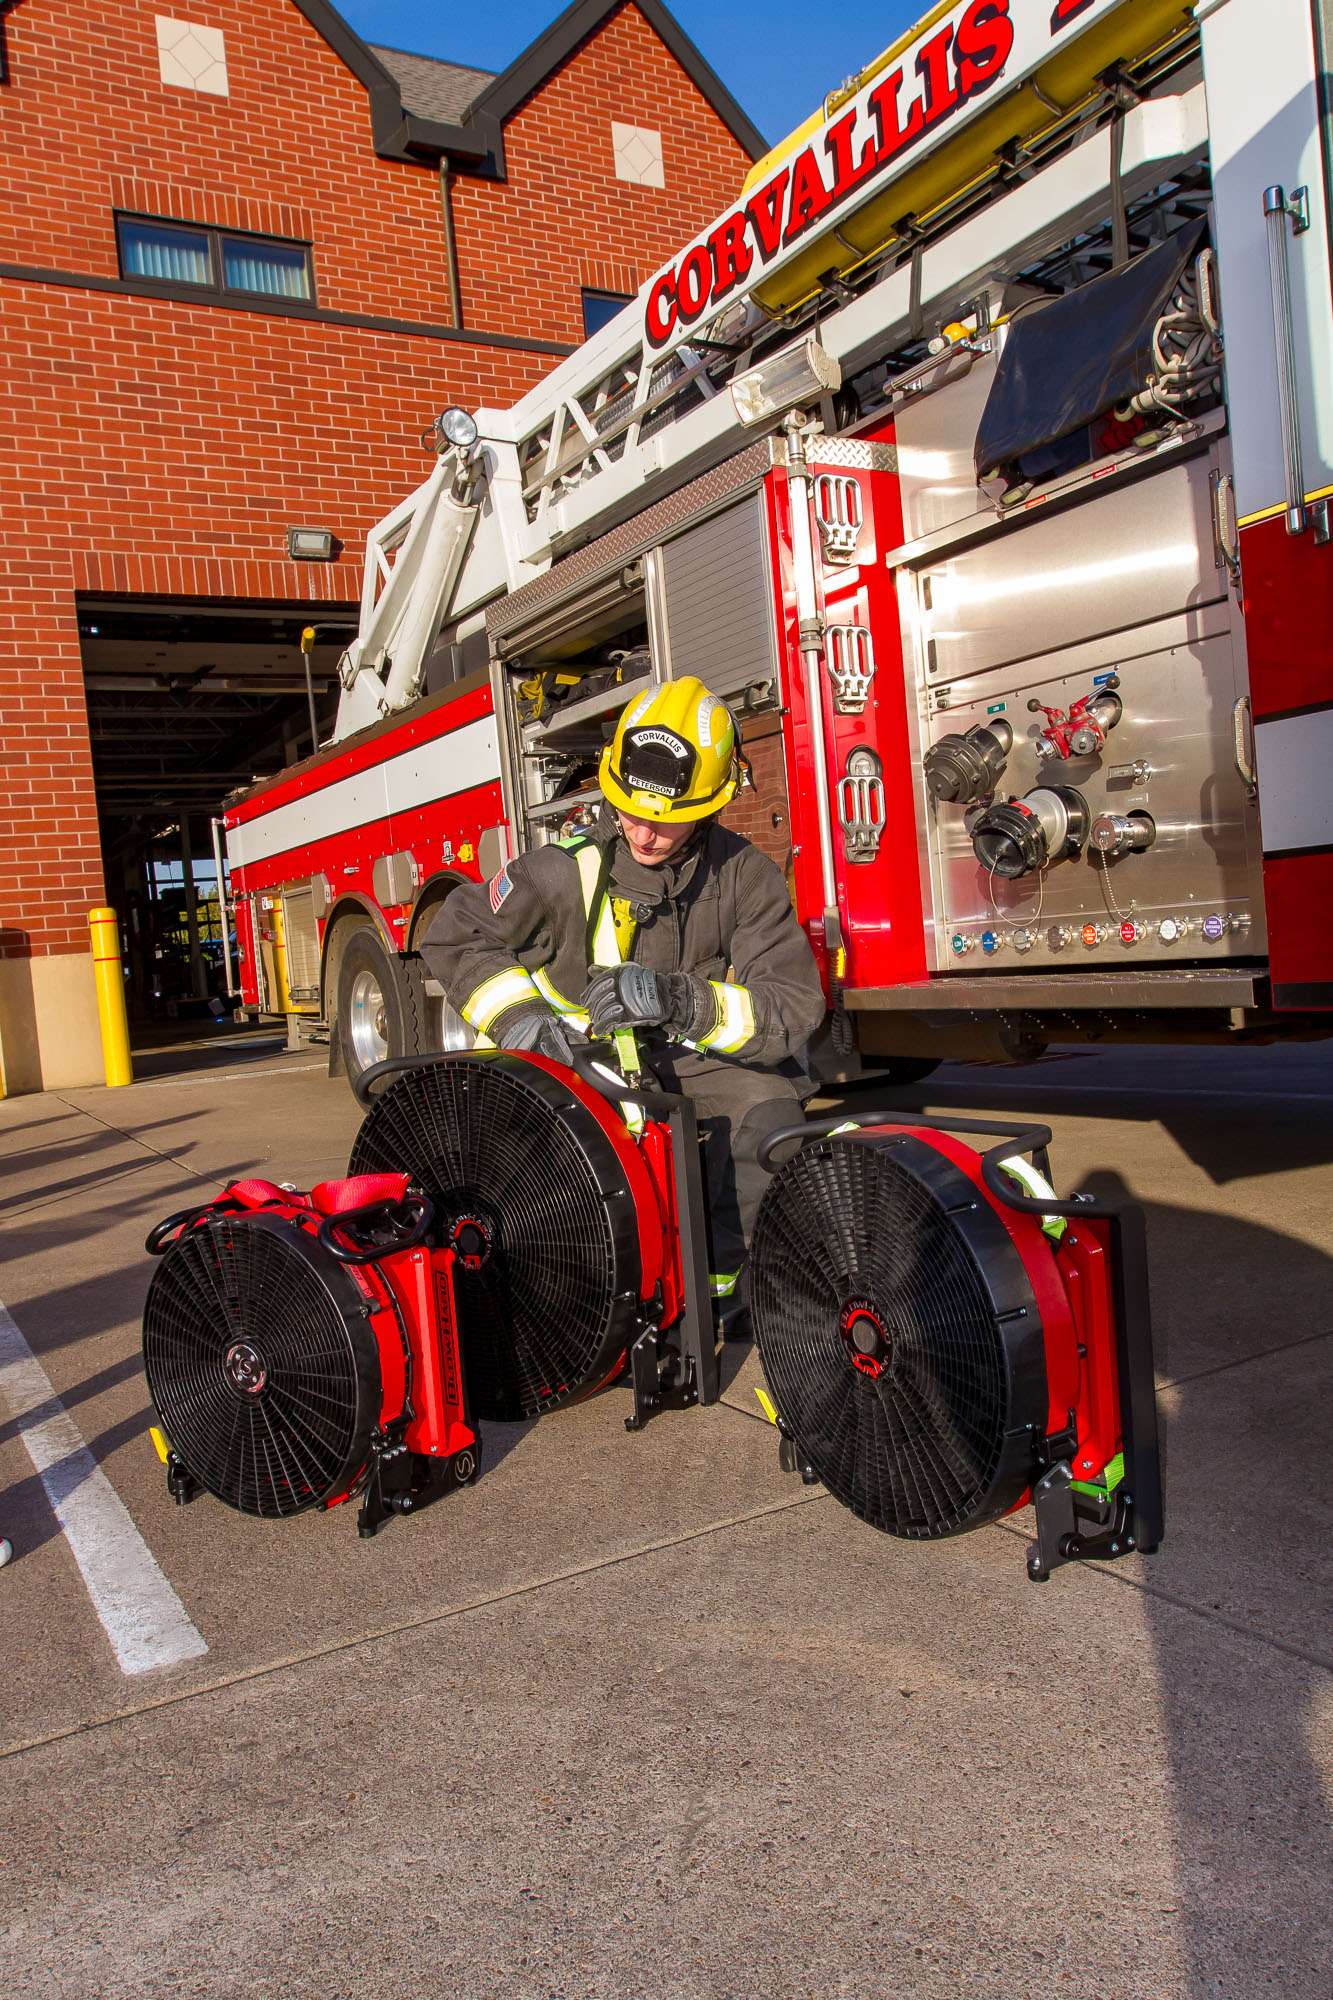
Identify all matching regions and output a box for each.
[645,0,1017,346]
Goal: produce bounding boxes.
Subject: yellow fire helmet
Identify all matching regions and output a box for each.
[599,676,741,823]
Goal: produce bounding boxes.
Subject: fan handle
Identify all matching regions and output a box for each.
[145,1195,244,1255]
[316,1192,436,1265]
[352,1052,466,1109]
[569,1036,680,1117]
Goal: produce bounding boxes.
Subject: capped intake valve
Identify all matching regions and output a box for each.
[1090,810,1156,858]
[923,718,1013,804]
[971,785,1090,879]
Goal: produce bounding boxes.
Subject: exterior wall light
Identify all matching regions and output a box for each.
[286,527,336,560]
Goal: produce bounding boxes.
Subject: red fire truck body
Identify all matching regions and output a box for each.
[226,679,503,1057]
[224,0,1333,1086]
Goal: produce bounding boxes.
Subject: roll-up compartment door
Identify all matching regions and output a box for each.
[279,882,321,1005]
[490,567,645,661]
[659,496,779,700]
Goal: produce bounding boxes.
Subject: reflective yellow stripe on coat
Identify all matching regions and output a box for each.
[463,966,541,1035]
[693,980,756,1056]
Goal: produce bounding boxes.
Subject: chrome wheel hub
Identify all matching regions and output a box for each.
[348,967,389,1070]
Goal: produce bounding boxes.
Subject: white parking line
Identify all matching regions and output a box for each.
[0,1300,207,1675]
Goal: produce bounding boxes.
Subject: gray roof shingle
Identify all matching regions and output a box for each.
[369,44,495,124]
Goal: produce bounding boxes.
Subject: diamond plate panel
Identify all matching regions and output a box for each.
[812,439,898,472]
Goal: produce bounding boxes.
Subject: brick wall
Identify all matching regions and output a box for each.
[451,3,752,343]
[722,716,791,873]
[2,1,454,323]
[0,0,753,959]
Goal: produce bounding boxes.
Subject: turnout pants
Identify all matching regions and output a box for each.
[650,1050,807,1284]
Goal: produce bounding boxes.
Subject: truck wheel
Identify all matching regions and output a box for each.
[336,928,422,1088]
[398,950,481,1056]
[416,892,478,1056]
[428,988,475,1054]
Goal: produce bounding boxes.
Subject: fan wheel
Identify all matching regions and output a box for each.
[143,1212,383,1517]
[752,1133,1049,1538]
[348,1054,643,1420]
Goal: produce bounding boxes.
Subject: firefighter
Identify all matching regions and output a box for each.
[421,676,826,1328]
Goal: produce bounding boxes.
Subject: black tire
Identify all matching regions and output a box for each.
[411,894,476,1056]
[424,979,476,1055]
[399,952,434,1057]
[335,927,427,1091]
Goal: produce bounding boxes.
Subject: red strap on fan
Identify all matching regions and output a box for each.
[224,1178,302,1210]
[219,1175,411,1217]
[309,1173,412,1215]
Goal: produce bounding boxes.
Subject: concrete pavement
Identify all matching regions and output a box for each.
[0,1039,1329,1997]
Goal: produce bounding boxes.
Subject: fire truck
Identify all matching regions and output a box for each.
[222,0,1333,1091]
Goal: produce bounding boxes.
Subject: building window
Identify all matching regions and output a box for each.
[116,216,314,302]
[581,288,632,338]
[120,219,212,285]
[221,238,311,299]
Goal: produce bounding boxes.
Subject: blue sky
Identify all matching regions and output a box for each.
[338,1,924,150]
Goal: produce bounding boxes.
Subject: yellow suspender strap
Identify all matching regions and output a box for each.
[610,896,638,957]
[563,838,642,1093]
[524,839,607,1026]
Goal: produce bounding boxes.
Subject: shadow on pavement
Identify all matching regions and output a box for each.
[718,1140,1331,1997]
[0,1355,143,1456]
[1,1059,1329,1995]
[1082,1174,1333,1996]
[0,1112,213,1205]
[125,1022,299,1083]
[862,1046,1333,1186]
[1,1406,154,1563]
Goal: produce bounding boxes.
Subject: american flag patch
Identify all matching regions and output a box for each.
[487,866,513,912]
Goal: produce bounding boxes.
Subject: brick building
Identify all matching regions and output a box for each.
[0,0,761,1090]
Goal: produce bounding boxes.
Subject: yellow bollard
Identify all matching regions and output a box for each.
[89,907,134,1087]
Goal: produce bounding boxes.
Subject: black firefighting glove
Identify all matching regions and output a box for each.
[496,1004,575,1066]
[583,964,714,1043]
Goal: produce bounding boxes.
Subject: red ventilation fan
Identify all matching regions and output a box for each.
[750,1111,1163,1581]
[142,1174,478,1536]
[345,1047,718,1431]
[140,1058,1162,1586]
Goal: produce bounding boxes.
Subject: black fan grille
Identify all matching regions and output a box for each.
[752,1136,1045,1538]
[348,1056,639,1419]
[144,1213,380,1516]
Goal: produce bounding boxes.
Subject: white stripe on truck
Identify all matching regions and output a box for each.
[228,713,500,868]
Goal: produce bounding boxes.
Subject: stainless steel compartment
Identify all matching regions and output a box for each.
[659,494,777,698]
[899,441,1264,974]
[279,882,321,1002]
[919,625,1264,969]
[893,347,998,544]
[914,455,1226,685]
